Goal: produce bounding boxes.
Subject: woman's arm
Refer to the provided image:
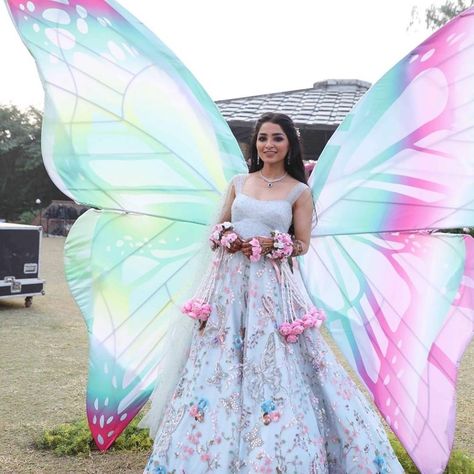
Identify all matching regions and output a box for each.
[217,181,236,223]
[291,188,314,255]
[216,180,242,253]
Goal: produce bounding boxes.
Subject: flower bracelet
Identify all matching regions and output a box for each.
[209,221,238,250]
[249,231,302,262]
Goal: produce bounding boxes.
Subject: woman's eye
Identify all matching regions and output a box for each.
[258,137,266,142]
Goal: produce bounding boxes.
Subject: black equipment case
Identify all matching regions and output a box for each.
[0,223,45,306]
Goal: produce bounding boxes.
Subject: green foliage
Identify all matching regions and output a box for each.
[34,418,93,456]
[34,416,152,456]
[424,0,474,29]
[17,209,37,225]
[389,433,474,473]
[0,104,67,221]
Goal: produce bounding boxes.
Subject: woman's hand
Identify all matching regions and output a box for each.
[241,236,273,259]
[222,230,243,253]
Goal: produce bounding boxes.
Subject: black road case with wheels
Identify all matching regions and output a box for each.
[0,223,45,306]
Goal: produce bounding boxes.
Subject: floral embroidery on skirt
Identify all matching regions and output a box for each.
[144,251,403,474]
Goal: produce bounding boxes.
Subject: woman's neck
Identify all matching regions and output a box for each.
[260,163,286,179]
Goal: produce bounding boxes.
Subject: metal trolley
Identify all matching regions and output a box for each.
[0,223,45,307]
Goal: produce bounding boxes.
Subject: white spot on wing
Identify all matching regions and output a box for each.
[77,18,88,34]
[45,27,76,50]
[420,48,435,62]
[76,5,87,18]
[42,8,71,25]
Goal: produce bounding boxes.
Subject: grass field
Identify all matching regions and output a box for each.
[0,237,472,473]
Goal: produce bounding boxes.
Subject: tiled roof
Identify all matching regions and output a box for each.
[216,79,370,129]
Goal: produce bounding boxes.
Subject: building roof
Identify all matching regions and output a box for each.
[216,79,371,130]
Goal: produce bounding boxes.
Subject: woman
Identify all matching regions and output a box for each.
[144,113,403,473]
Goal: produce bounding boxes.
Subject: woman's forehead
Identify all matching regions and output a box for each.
[258,122,285,135]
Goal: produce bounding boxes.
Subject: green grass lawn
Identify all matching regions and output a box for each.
[0,237,472,473]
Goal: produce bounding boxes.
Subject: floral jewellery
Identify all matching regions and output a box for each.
[259,170,288,188]
[268,231,293,260]
[249,238,262,262]
[278,307,326,343]
[261,399,281,425]
[209,221,234,250]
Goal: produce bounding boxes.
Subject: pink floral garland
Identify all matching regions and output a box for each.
[268,231,293,260]
[209,221,235,250]
[248,231,294,263]
[278,307,326,343]
[249,238,262,262]
[181,298,211,321]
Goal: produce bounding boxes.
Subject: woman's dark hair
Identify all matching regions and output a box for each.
[248,112,307,184]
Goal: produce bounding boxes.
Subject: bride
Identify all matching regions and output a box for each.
[142,112,403,474]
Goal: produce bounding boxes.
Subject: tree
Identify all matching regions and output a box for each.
[421,0,474,29]
[0,104,67,221]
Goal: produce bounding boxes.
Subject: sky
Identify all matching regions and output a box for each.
[0,0,441,108]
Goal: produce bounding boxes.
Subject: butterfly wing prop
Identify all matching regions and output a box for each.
[5,0,247,450]
[301,9,474,473]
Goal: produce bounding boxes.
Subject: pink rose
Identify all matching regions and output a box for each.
[279,323,292,336]
[302,318,314,329]
[221,232,238,248]
[201,453,210,462]
[250,238,262,262]
[291,324,305,335]
[182,298,212,321]
[286,334,298,343]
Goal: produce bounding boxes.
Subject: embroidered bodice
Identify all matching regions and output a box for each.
[230,174,308,239]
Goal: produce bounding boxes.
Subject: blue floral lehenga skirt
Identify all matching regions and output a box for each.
[144,249,403,473]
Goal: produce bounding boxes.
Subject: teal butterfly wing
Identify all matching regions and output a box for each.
[5,0,247,449]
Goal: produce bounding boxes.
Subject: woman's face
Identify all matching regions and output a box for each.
[256,122,290,165]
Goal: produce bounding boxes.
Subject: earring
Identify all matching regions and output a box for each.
[287,151,291,165]
[257,154,260,165]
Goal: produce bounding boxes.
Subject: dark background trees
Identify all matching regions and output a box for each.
[0,104,67,222]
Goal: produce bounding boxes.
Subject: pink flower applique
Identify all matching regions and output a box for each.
[189,398,208,422]
[261,399,280,425]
